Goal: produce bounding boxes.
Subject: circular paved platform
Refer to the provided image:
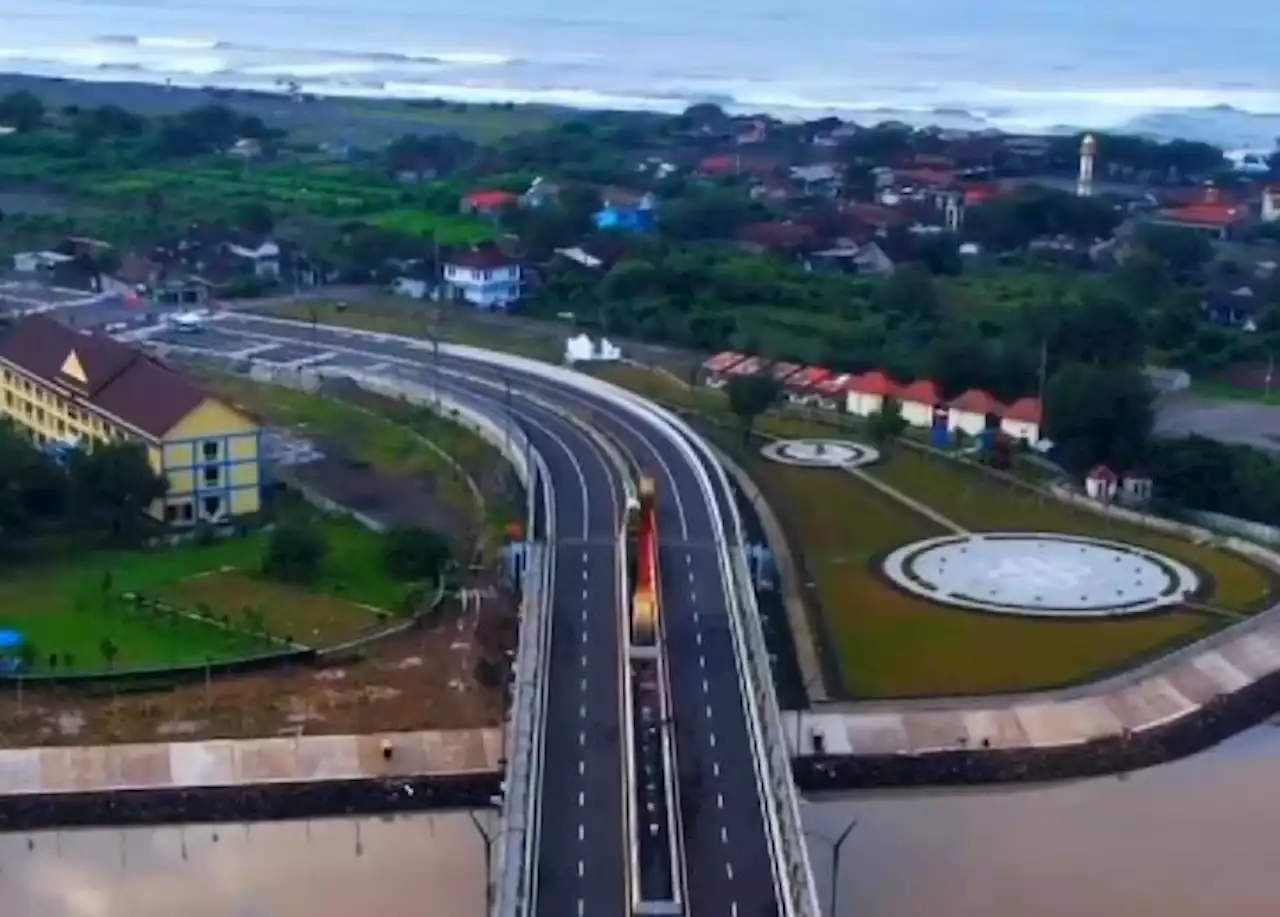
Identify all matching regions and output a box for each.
[881,532,1201,617]
[760,438,880,469]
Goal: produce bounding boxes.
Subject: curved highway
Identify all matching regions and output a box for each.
[174,312,783,917]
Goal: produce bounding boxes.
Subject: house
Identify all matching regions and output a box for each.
[1203,285,1260,328]
[1147,187,1251,240]
[522,177,562,208]
[461,189,519,216]
[789,164,842,195]
[0,314,262,525]
[785,366,831,405]
[442,245,521,310]
[736,221,816,255]
[594,187,657,232]
[811,373,855,411]
[1085,464,1119,502]
[845,371,899,417]
[727,355,770,379]
[770,361,802,384]
[1000,397,1043,443]
[896,379,944,428]
[12,250,74,274]
[947,389,1004,436]
[225,239,281,281]
[1263,187,1280,223]
[701,351,746,387]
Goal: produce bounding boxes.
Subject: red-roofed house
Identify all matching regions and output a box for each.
[948,389,1005,436]
[785,366,831,405]
[896,379,943,427]
[812,373,855,411]
[845,370,899,417]
[461,189,519,215]
[702,351,746,385]
[1149,187,1251,240]
[442,245,521,309]
[770,361,801,383]
[728,355,770,378]
[1001,397,1043,443]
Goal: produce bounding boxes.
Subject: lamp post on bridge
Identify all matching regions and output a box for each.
[805,817,857,917]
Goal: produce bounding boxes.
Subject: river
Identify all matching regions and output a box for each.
[2,727,1278,916]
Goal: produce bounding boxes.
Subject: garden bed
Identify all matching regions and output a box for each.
[727,439,1219,699]
[867,447,1275,612]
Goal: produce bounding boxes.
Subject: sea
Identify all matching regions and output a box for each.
[1,0,1279,150]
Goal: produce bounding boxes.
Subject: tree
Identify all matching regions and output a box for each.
[1132,225,1213,281]
[0,91,44,132]
[383,525,454,582]
[1044,364,1154,471]
[99,638,119,672]
[263,516,327,582]
[726,374,782,443]
[235,201,276,236]
[868,396,908,443]
[66,443,167,538]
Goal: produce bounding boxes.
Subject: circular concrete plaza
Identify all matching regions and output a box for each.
[759,438,880,469]
[881,532,1201,617]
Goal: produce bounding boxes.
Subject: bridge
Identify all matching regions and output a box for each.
[137,312,822,917]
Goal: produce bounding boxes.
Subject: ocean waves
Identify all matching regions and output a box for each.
[0,30,1278,147]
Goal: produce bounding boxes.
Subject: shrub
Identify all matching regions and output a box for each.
[382,524,453,582]
[263,516,327,582]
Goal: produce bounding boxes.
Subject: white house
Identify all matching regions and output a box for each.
[896,379,944,428]
[442,246,522,310]
[1264,186,1280,223]
[564,334,621,364]
[1085,464,1119,502]
[226,240,281,280]
[12,251,74,273]
[1000,397,1043,443]
[947,389,1004,436]
[845,370,898,418]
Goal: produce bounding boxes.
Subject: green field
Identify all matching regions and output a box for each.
[0,516,401,675]
[368,208,496,244]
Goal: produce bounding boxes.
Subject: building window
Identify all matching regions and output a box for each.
[180,502,194,522]
[2,370,9,383]
[203,465,220,485]
[3,392,10,407]
[164,504,178,523]
[22,402,32,417]
[56,419,65,434]
[202,440,220,460]
[202,496,222,518]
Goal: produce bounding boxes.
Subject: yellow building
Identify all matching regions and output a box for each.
[0,314,262,525]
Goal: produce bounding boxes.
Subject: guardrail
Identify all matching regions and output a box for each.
[222,317,818,916]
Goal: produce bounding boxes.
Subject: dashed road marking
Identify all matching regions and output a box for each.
[702,678,710,693]
[716,793,724,809]
[578,824,585,841]
[696,632,703,647]
[699,654,707,668]
[730,903,738,917]
[582,631,588,645]
[581,678,588,691]
[578,859,585,877]
[578,760,585,775]
[578,791,585,807]
[578,900,585,917]
[582,588,589,600]
[582,569,588,581]
[705,704,714,718]
[690,591,697,602]
[579,732,586,747]
[712,762,720,778]
[721,826,728,844]
[688,572,695,583]
[580,703,587,718]
[710,733,717,749]
[725,862,734,880]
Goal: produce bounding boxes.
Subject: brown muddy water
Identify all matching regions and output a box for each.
[3,727,1279,917]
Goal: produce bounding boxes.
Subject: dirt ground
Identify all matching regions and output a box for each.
[0,578,518,749]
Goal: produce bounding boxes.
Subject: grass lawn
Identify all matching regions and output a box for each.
[343,100,567,141]
[867,447,1274,612]
[0,516,399,674]
[259,298,567,363]
[1189,379,1280,406]
[732,447,1219,698]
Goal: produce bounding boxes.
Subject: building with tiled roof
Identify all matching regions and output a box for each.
[461,189,519,214]
[0,314,261,525]
[845,370,899,416]
[895,379,944,426]
[948,389,1006,435]
[1001,397,1043,442]
[442,244,522,310]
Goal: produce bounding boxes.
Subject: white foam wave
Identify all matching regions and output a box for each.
[96,34,222,51]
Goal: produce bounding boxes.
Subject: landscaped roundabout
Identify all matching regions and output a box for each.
[881,532,1202,618]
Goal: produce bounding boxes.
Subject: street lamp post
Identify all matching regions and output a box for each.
[807,817,858,917]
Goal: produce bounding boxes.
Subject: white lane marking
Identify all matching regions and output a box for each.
[578,824,585,841]
[716,793,724,809]
[720,826,728,844]
[580,703,586,718]
[702,678,710,694]
[579,732,586,747]
[712,762,720,778]
[582,568,588,581]
[581,678,588,691]
[578,791,585,807]
[690,591,697,602]
[725,862,734,880]
[705,704,713,718]
[695,631,703,647]
[710,732,717,749]
[578,760,585,776]
[582,631,588,645]
[699,654,707,668]
[688,572,695,583]
[578,860,585,878]
[578,900,585,917]
[582,588,588,600]
[731,903,738,917]
[581,654,588,668]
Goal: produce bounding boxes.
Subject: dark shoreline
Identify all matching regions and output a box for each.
[0,770,501,832]
[0,71,572,143]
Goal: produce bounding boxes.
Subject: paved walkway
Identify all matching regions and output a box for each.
[786,615,1280,755]
[0,728,501,796]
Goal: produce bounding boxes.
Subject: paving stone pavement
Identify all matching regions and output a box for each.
[786,617,1280,756]
[0,728,501,795]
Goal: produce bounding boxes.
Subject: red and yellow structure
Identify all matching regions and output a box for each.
[631,474,659,646]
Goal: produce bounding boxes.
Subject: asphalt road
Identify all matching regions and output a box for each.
[163,313,781,916]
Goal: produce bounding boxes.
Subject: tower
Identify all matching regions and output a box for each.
[1077,133,1097,197]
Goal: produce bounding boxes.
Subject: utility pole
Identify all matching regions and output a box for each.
[807,818,858,917]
